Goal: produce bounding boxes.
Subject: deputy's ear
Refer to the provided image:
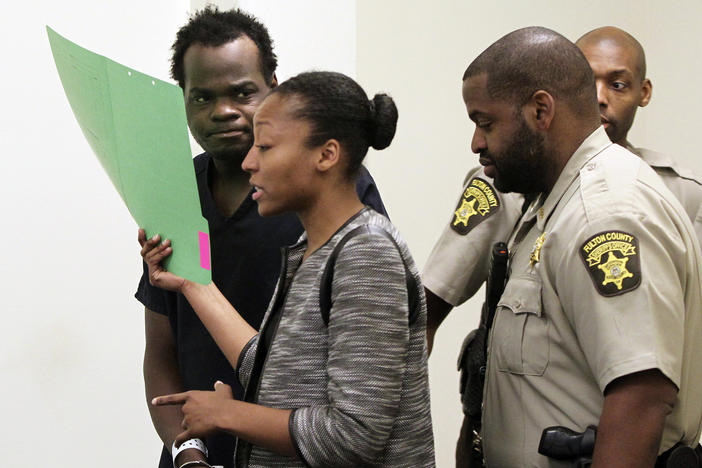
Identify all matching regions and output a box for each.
[524,90,555,131]
[639,78,652,108]
[317,139,341,172]
[269,73,278,89]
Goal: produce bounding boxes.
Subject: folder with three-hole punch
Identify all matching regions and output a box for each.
[47,26,211,284]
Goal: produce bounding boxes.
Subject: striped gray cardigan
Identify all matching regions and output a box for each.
[234,208,435,467]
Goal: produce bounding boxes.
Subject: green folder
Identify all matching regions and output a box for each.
[47,26,211,284]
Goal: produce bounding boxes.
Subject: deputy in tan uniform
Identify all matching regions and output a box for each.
[576,26,702,242]
[462,27,702,467]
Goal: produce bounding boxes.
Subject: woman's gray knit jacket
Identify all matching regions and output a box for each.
[234,208,435,467]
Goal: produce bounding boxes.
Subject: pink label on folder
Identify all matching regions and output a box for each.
[198,231,211,270]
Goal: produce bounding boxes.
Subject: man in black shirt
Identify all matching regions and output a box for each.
[136,8,387,468]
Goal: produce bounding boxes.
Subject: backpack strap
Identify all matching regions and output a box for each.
[319,224,419,327]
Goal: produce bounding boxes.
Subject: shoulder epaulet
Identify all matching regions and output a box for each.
[634,147,702,185]
[462,166,483,186]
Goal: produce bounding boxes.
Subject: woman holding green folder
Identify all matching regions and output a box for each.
[139,71,434,468]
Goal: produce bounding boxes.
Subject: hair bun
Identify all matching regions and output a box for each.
[369,93,398,150]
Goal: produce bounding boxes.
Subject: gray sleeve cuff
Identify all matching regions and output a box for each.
[236,334,259,389]
[289,409,312,467]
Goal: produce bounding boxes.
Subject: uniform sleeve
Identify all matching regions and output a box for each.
[355,165,389,218]
[134,261,175,315]
[553,212,686,391]
[290,233,409,467]
[235,334,259,390]
[422,166,524,306]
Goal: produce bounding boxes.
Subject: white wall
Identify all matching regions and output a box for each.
[0,1,191,466]
[237,0,357,81]
[356,1,702,467]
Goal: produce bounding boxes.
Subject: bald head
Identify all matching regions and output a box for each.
[463,26,598,120]
[575,26,652,145]
[577,26,646,81]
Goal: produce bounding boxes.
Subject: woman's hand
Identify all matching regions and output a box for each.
[152,381,234,446]
[138,228,187,292]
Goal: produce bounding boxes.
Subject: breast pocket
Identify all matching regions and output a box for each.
[492,275,549,376]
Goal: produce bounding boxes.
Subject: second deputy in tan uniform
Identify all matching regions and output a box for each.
[462,27,702,467]
[424,167,523,306]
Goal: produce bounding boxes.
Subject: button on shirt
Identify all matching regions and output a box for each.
[482,127,702,467]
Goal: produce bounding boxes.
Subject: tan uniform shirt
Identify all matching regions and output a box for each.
[422,166,524,306]
[628,144,702,245]
[422,147,702,309]
[481,127,702,467]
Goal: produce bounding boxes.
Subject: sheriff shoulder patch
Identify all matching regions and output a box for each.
[450,177,500,235]
[579,230,641,297]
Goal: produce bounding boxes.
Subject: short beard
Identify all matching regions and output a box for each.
[489,118,550,194]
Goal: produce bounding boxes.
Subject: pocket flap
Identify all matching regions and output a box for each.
[497,275,542,316]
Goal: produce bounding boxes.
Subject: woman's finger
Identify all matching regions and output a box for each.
[143,239,171,262]
[145,242,172,265]
[214,380,233,398]
[151,392,188,406]
[140,234,162,257]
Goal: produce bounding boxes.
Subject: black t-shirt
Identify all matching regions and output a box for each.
[135,153,387,468]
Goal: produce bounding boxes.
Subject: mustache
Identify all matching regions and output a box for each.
[479,152,494,162]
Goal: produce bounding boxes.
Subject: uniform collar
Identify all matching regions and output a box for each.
[527,126,613,230]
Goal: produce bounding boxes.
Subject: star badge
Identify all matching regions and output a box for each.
[530,233,546,267]
[597,252,634,290]
[453,198,478,227]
